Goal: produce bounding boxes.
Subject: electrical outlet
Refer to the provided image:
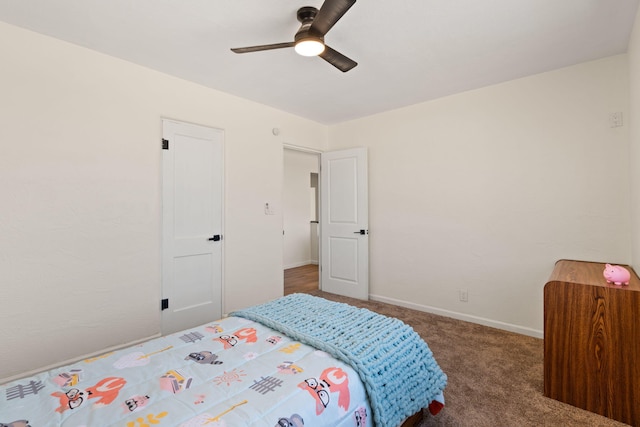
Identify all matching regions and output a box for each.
[459,289,468,302]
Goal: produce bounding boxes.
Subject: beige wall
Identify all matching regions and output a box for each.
[2,15,638,380]
[0,21,327,381]
[328,55,631,336]
[630,7,640,271]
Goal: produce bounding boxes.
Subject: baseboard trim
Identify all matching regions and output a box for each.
[0,333,162,385]
[369,293,543,339]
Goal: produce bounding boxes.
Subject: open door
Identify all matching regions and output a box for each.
[320,147,369,300]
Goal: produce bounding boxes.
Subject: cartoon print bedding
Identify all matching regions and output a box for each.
[0,316,369,426]
[0,295,446,426]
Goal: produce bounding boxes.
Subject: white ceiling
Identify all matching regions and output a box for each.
[0,0,638,124]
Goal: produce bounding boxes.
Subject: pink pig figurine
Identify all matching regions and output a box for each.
[603,263,631,286]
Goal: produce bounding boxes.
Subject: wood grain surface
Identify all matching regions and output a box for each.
[544,259,640,426]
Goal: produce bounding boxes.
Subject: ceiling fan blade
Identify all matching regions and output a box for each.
[310,0,356,37]
[231,42,295,54]
[319,45,357,72]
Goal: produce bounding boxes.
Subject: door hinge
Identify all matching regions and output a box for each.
[161,298,169,310]
[162,138,169,150]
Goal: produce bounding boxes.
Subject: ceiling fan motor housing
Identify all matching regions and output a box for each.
[295,6,323,43]
[297,6,319,23]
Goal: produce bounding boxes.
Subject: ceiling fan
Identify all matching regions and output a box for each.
[231,0,358,72]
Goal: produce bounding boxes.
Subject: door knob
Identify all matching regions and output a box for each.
[353,230,367,235]
[208,235,222,241]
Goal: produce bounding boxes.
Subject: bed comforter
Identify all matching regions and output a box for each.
[0,294,446,427]
[231,294,447,427]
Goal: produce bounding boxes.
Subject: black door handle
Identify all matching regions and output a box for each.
[353,230,367,235]
[208,235,222,241]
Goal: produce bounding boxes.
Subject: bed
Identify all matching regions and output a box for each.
[0,294,447,427]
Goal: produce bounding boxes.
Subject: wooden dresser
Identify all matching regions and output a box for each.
[544,259,640,425]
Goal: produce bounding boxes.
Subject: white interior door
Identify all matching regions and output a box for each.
[320,147,368,300]
[162,119,223,334]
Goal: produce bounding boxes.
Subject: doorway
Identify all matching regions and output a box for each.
[283,146,369,300]
[283,147,320,293]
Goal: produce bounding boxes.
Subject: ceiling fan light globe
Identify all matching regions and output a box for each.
[295,39,325,56]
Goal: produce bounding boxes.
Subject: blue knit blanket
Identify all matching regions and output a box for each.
[231,294,447,427]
